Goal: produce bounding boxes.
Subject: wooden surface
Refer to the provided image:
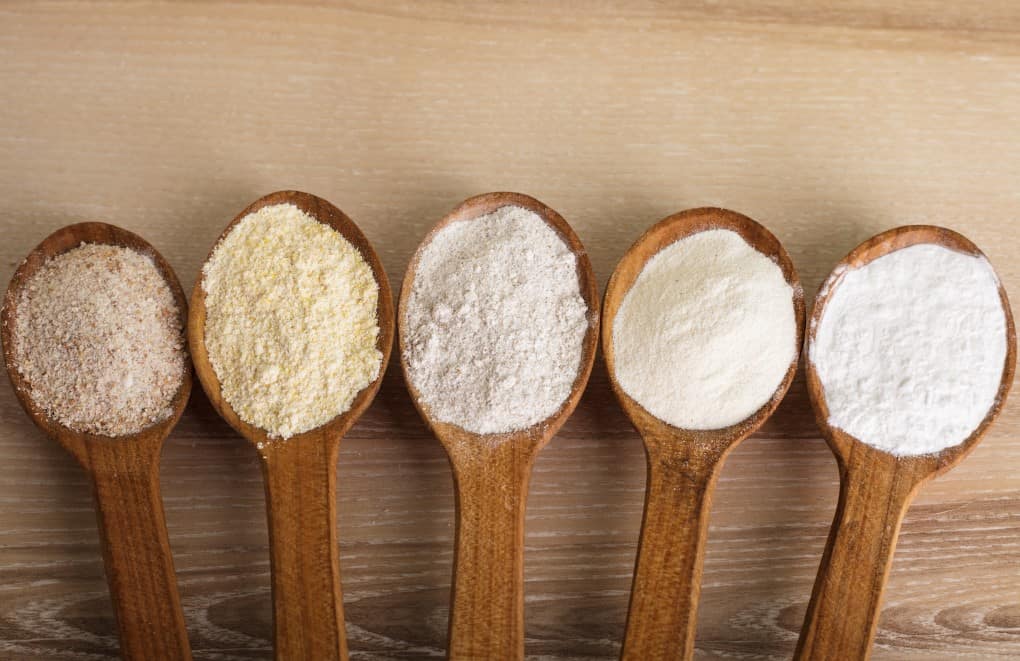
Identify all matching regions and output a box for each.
[397,192,600,660]
[602,208,805,660]
[188,190,396,660]
[2,2,1020,659]
[795,227,1017,661]
[1,223,193,659]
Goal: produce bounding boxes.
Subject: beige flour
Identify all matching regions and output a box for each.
[202,203,382,439]
[402,205,590,434]
[612,229,797,429]
[12,243,186,436]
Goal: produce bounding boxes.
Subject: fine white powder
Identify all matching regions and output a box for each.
[402,205,590,435]
[612,229,798,430]
[811,244,1007,456]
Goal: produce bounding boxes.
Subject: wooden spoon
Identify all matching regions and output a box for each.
[397,192,600,660]
[795,226,1016,661]
[1,223,193,660]
[188,191,394,660]
[603,207,804,660]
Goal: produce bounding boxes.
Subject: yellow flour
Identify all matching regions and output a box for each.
[202,203,382,439]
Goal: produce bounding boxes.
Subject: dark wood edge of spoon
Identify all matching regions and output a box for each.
[602,206,805,454]
[187,190,395,449]
[1,221,192,466]
[397,191,601,454]
[804,224,1017,480]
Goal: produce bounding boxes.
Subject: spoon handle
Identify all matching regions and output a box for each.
[795,448,922,661]
[621,442,725,661]
[445,441,536,660]
[260,435,348,660]
[86,438,192,661]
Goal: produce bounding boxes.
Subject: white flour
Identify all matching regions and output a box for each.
[612,229,798,430]
[402,205,590,435]
[811,243,1007,456]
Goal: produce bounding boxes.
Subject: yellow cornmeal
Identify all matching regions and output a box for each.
[202,203,382,439]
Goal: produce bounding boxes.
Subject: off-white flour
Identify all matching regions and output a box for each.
[612,229,797,430]
[402,205,589,434]
[811,243,1007,456]
[202,203,382,439]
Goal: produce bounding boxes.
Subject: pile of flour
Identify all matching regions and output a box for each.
[811,243,1007,456]
[402,205,590,434]
[202,203,382,439]
[612,229,798,429]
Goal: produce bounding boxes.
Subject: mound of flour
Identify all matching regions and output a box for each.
[811,243,1007,456]
[612,229,798,430]
[402,205,589,435]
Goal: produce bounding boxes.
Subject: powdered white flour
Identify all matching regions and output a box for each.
[402,205,590,435]
[612,229,798,429]
[811,243,1007,456]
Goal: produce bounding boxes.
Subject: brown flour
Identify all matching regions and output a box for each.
[12,243,186,436]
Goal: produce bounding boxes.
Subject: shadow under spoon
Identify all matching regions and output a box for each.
[1,222,193,661]
[794,226,1016,661]
[398,192,600,660]
[603,207,805,661]
[188,190,394,660]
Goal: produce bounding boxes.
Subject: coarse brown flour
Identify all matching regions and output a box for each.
[402,205,589,435]
[11,243,186,436]
[612,229,798,430]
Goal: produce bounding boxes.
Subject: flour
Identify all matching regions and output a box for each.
[202,203,382,439]
[612,229,798,430]
[402,205,590,434]
[12,243,186,436]
[811,243,1007,456]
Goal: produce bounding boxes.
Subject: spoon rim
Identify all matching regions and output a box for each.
[187,190,395,449]
[602,206,805,449]
[397,191,600,449]
[0,222,192,459]
[804,224,1017,475]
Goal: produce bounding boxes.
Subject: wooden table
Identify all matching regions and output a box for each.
[2,2,1019,659]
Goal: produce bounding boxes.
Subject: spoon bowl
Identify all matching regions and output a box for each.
[1,222,193,660]
[602,207,804,660]
[188,190,394,660]
[795,225,1016,661]
[398,192,600,660]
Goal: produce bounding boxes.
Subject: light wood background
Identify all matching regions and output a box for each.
[2,2,1019,659]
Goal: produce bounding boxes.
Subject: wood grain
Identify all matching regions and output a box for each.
[795,226,1017,660]
[2,1,1020,659]
[602,208,804,661]
[397,192,600,659]
[1,223,193,660]
[188,191,395,660]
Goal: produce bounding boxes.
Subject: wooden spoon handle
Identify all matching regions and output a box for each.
[261,436,347,661]
[795,450,921,661]
[86,439,192,661]
[621,445,723,661]
[446,442,535,660]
